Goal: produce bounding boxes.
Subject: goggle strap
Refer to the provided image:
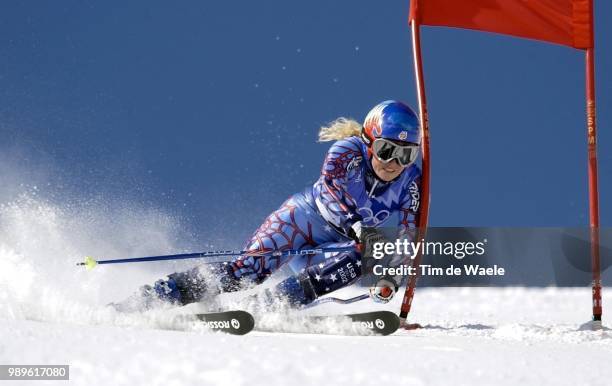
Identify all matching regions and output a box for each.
[361,127,373,147]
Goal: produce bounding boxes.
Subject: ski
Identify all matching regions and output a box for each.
[256,310,400,336]
[174,310,398,336]
[179,310,255,335]
[310,311,400,336]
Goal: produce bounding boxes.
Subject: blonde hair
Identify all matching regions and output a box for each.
[317,117,362,142]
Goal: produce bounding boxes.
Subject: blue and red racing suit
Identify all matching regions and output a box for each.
[129,136,421,309]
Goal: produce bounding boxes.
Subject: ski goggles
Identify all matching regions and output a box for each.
[372,138,419,167]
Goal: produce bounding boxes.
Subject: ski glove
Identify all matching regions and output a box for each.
[348,221,385,244]
[369,278,398,304]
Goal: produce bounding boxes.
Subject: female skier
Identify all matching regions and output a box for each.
[115,100,422,312]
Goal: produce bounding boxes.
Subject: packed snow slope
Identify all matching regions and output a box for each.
[1,195,611,386]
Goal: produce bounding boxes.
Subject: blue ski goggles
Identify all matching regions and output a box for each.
[372,138,419,167]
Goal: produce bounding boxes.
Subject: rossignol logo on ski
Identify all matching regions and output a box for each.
[203,320,231,329]
[355,318,385,330]
[358,320,375,329]
[193,311,254,335]
[202,318,241,330]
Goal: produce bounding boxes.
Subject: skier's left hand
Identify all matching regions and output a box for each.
[369,278,398,304]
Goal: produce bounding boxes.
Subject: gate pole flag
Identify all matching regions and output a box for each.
[404,0,602,323]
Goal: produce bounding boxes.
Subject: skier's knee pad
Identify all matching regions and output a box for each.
[304,250,362,297]
[272,251,362,306]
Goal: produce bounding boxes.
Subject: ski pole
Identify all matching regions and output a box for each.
[76,245,356,270]
[303,294,369,309]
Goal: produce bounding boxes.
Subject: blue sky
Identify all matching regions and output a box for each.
[0,1,610,244]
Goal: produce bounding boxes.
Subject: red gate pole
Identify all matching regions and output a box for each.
[584,0,602,326]
[586,45,602,324]
[399,16,432,327]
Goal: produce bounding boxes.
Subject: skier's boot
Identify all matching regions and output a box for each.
[109,264,223,312]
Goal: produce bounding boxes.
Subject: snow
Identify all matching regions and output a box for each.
[1,196,611,386]
[1,288,611,386]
